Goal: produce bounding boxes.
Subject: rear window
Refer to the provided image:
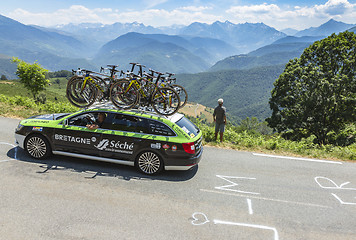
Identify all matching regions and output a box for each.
[175,116,200,138]
[147,119,175,136]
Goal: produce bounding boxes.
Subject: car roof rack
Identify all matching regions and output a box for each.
[84,101,182,120]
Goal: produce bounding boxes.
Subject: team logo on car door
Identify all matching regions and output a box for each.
[94,139,110,150]
[94,139,135,154]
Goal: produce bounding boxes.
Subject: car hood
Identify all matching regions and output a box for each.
[28,113,70,120]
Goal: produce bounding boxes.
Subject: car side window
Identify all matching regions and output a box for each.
[67,112,109,128]
[68,113,94,127]
[109,113,175,136]
[110,114,146,133]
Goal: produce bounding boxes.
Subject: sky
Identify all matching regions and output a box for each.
[1,0,355,30]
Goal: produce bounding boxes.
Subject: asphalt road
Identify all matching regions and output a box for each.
[1,116,356,240]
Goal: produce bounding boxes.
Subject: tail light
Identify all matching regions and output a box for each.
[182,142,195,154]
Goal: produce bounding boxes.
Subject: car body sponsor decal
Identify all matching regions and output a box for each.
[151,143,161,149]
[30,120,50,124]
[162,144,170,150]
[190,133,195,138]
[32,127,43,132]
[94,139,134,155]
[54,134,92,145]
[172,145,177,151]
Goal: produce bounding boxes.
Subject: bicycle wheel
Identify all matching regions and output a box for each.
[66,77,97,108]
[172,84,188,108]
[110,79,139,109]
[66,76,86,101]
[151,87,180,116]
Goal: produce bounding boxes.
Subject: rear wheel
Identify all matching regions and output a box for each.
[25,134,51,159]
[136,151,163,175]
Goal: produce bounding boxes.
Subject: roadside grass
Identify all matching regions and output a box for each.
[0,102,42,119]
[0,78,68,102]
[198,123,356,161]
[0,94,77,119]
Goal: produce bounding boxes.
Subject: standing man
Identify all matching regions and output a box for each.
[213,98,226,142]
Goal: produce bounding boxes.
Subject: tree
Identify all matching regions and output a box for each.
[12,57,49,99]
[267,31,356,145]
[1,75,7,80]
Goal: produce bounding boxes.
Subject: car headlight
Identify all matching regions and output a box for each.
[15,124,24,132]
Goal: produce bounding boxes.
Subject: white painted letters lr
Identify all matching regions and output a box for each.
[315,176,356,191]
[315,176,356,205]
[215,175,260,195]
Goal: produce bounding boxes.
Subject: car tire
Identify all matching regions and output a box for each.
[136,151,163,175]
[25,134,51,159]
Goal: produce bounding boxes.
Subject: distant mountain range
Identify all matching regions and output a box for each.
[0,14,96,73]
[55,20,286,54]
[1,13,355,75]
[209,19,356,72]
[179,21,286,53]
[54,22,164,47]
[95,33,209,73]
[95,32,238,72]
[210,36,324,72]
[1,14,355,121]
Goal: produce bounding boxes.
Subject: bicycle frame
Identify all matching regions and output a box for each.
[81,74,105,93]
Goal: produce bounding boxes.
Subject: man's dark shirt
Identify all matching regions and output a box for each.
[213,105,226,124]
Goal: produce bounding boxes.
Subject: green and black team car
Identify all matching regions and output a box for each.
[15,108,203,175]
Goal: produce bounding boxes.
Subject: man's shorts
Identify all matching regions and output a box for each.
[215,123,225,133]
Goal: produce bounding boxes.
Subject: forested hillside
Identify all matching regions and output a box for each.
[176,65,285,122]
[209,36,323,72]
[0,54,17,79]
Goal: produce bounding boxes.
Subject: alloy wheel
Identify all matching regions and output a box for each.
[137,152,162,174]
[26,136,48,159]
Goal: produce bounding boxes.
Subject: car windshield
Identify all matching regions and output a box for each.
[175,116,200,137]
[56,113,71,120]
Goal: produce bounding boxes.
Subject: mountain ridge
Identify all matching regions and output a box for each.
[0,14,95,71]
[95,32,211,73]
[295,19,355,37]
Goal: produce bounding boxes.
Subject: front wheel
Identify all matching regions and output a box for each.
[136,151,163,175]
[172,84,188,108]
[25,134,51,159]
